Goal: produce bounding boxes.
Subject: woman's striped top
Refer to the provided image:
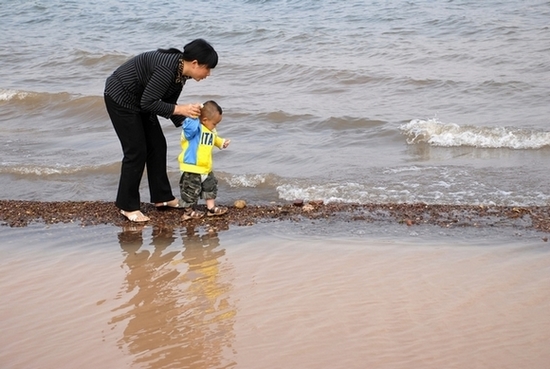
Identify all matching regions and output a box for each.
[104,49,187,126]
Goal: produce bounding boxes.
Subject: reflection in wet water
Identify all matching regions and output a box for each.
[1,223,549,368]
[112,225,236,369]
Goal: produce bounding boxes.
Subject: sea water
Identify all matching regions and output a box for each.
[1,0,549,205]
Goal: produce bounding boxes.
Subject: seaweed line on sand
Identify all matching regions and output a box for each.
[1,200,550,235]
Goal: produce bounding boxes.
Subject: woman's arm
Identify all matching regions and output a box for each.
[140,65,178,118]
[141,65,201,123]
[165,89,200,127]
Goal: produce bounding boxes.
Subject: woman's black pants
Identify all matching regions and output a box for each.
[104,94,175,211]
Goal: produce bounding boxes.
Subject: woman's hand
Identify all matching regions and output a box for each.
[174,103,202,118]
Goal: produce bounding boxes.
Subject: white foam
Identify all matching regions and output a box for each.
[0,162,116,176]
[383,166,424,174]
[0,164,76,176]
[276,182,376,204]
[400,118,550,149]
[0,89,29,101]
[227,174,267,187]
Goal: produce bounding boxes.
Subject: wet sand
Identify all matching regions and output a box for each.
[1,200,550,234]
[2,199,550,369]
[1,221,549,369]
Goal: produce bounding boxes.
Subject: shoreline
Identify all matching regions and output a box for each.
[1,200,550,234]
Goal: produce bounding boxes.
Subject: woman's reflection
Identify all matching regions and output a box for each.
[111,224,236,369]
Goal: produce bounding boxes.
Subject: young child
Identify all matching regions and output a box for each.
[178,100,230,220]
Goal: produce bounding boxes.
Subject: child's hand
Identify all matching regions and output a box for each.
[223,139,231,149]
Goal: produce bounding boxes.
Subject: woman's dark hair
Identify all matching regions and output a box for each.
[182,39,218,69]
[157,39,218,68]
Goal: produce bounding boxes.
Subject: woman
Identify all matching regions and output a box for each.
[104,39,218,222]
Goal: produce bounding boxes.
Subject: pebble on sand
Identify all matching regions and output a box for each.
[234,200,247,209]
[1,200,550,235]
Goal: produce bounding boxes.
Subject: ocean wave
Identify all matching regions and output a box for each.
[225,173,282,188]
[274,178,550,207]
[0,88,91,105]
[314,117,387,130]
[0,89,41,102]
[400,118,550,149]
[0,89,106,121]
[276,182,376,204]
[0,162,119,176]
[70,49,131,68]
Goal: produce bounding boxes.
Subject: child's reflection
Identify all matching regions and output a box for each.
[111,224,236,369]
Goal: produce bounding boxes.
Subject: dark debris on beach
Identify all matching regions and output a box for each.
[1,199,550,236]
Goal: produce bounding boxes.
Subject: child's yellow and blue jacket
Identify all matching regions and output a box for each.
[178,117,225,174]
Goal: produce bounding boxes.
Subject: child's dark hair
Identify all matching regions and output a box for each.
[158,39,218,69]
[203,100,223,116]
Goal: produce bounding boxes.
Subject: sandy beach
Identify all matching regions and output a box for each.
[1,215,550,369]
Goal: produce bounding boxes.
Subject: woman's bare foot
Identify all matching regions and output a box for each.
[154,199,183,208]
[120,209,150,222]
